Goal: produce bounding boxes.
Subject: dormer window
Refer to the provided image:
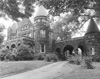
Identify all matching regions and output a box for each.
[21,25,29,31]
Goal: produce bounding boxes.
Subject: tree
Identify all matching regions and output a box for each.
[16,45,34,60]
[0,0,36,21]
[51,15,71,40]
[0,24,5,44]
[39,0,100,28]
[50,13,85,41]
[40,0,100,17]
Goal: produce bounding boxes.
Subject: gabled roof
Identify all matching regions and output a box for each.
[17,18,33,29]
[10,23,18,33]
[35,5,48,17]
[85,18,100,35]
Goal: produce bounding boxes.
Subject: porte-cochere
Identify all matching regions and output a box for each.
[54,18,100,60]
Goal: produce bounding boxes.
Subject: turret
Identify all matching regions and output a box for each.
[34,6,50,53]
[85,18,100,56]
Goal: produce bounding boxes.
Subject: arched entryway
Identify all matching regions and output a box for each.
[11,44,16,48]
[63,45,74,57]
[55,48,62,59]
[56,48,60,54]
[78,45,87,56]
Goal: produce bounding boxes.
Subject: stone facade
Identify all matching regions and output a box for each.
[5,6,100,59]
[5,6,52,54]
[54,18,100,59]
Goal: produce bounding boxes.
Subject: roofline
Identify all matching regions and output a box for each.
[85,31,100,35]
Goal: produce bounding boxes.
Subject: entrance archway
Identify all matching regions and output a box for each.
[63,45,74,56]
[78,45,87,56]
[56,48,60,53]
[56,48,61,59]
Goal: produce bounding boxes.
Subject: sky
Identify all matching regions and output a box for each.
[0,6,100,40]
[0,18,14,40]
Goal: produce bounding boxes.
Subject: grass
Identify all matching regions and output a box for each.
[0,60,52,78]
[60,62,100,79]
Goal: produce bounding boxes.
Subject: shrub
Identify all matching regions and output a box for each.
[16,45,34,60]
[0,48,12,61]
[33,53,46,60]
[92,54,100,62]
[68,55,81,65]
[81,57,95,69]
[45,53,59,62]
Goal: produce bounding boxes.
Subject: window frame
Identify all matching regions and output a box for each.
[40,44,45,53]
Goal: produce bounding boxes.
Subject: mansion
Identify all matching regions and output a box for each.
[4,6,100,59]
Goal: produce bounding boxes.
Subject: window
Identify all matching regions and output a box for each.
[40,44,45,53]
[22,34,27,37]
[21,25,29,31]
[42,19,46,22]
[40,30,46,38]
[29,33,32,37]
[91,47,95,55]
[37,19,41,22]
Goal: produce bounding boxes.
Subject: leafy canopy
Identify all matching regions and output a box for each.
[0,24,5,44]
[0,0,36,21]
[0,0,100,21]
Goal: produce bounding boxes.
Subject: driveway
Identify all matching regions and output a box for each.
[1,61,78,79]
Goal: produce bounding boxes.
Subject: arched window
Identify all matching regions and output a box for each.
[11,44,16,48]
[21,25,29,31]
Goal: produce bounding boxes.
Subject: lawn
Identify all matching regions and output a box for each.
[0,60,52,78]
[60,62,100,79]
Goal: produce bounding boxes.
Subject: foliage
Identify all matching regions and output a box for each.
[92,54,100,62]
[16,45,34,60]
[45,53,59,62]
[33,53,46,60]
[51,15,80,40]
[0,48,12,61]
[0,34,4,44]
[0,45,35,61]
[41,0,100,30]
[0,0,100,22]
[81,56,95,69]
[0,0,36,21]
[0,24,5,44]
[68,55,81,65]
[41,0,100,18]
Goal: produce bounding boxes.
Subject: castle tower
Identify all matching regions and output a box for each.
[85,18,100,56]
[85,18,100,35]
[34,6,50,53]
